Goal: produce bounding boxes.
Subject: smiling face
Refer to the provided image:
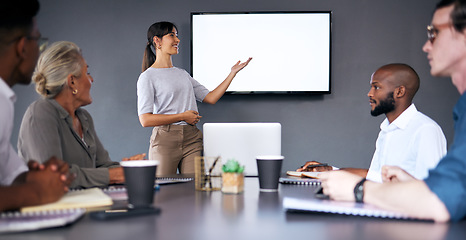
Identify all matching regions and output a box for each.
[422,5,466,79]
[155,27,180,55]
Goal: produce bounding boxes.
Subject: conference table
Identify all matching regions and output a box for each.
[3,176,466,240]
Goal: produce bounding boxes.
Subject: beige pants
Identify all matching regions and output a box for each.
[149,124,203,175]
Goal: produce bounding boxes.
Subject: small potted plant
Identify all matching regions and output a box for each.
[222,159,245,194]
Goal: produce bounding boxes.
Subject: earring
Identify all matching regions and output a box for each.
[72,89,78,95]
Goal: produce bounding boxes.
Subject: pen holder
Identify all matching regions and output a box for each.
[195,156,222,191]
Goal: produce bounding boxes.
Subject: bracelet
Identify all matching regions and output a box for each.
[353,178,367,203]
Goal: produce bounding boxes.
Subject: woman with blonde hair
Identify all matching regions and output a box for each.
[18,41,144,188]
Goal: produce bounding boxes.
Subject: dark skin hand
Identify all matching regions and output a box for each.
[0,157,74,212]
[14,157,75,190]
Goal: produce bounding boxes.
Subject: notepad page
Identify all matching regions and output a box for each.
[20,188,112,213]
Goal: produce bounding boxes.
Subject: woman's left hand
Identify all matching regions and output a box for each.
[231,57,252,74]
[122,153,147,161]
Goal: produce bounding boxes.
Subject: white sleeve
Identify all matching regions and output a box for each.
[137,73,155,115]
[0,100,27,185]
[413,124,447,179]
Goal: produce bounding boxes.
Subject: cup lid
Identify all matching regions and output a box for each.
[256,155,284,160]
[120,160,159,167]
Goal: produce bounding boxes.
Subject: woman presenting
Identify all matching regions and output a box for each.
[138,21,251,175]
[18,41,145,189]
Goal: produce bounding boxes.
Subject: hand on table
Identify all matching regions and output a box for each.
[319,170,364,202]
[25,163,69,204]
[27,157,74,191]
[296,161,333,172]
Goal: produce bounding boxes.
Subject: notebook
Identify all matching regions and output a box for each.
[203,122,281,176]
[21,188,113,213]
[0,209,85,233]
[279,176,321,185]
[283,197,411,219]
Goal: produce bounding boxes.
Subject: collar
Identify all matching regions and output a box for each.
[46,98,89,131]
[380,103,417,132]
[0,77,17,103]
[453,93,466,121]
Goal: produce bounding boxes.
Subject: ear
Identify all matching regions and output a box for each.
[153,36,161,48]
[67,74,75,88]
[394,86,406,98]
[15,37,27,59]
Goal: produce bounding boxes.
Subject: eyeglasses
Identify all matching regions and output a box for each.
[427,23,451,43]
[27,35,49,53]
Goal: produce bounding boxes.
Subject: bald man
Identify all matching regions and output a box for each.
[365,63,446,182]
[298,63,447,182]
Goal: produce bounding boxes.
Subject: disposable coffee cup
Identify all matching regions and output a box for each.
[256,155,284,192]
[120,160,159,209]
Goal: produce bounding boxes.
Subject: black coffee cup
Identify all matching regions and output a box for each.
[121,160,159,209]
[256,155,284,192]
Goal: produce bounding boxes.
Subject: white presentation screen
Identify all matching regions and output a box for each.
[191,12,331,94]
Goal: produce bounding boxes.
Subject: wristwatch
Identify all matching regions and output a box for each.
[353,178,367,203]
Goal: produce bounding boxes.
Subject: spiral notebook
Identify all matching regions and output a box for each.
[279,176,321,185]
[283,197,411,219]
[0,208,85,233]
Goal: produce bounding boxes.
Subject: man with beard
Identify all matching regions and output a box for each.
[298,63,447,183]
[365,63,446,182]
[320,0,466,221]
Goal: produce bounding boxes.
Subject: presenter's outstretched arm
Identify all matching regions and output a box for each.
[203,57,252,104]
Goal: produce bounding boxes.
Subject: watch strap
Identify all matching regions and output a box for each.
[353,178,367,203]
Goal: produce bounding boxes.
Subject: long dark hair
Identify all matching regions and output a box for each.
[141,21,178,72]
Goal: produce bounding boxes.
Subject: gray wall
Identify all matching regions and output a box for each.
[11,0,459,172]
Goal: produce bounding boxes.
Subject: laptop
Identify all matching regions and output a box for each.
[203,122,282,176]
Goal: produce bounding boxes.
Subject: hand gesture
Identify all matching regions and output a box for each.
[231,57,252,75]
[381,165,415,183]
[183,110,202,125]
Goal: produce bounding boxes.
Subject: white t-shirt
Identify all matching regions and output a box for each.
[366,104,447,183]
[0,78,28,185]
[137,67,210,125]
